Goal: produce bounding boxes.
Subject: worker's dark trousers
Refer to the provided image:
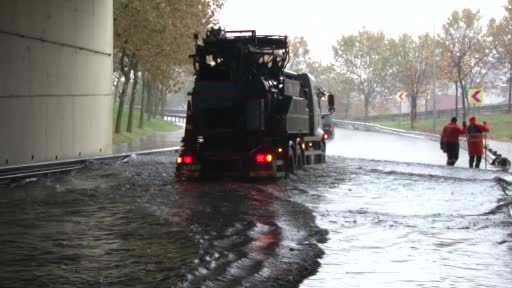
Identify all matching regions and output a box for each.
[445,142,459,166]
[469,155,482,168]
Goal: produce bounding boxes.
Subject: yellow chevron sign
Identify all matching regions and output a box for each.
[467,88,484,104]
[396,91,407,102]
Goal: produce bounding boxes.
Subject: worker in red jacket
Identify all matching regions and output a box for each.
[464,116,490,168]
[440,117,465,166]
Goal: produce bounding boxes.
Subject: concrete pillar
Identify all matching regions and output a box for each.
[0,0,113,166]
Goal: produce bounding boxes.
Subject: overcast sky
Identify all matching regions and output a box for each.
[218,0,508,63]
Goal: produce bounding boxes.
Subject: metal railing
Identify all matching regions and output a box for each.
[163,103,511,124]
[343,103,511,123]
[0,147,180,182]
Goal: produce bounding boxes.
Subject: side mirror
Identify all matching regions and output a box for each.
[327,93,335,113]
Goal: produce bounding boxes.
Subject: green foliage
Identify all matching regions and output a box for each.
[439,8,493,120]
[114,0,225,83]
[288,36,311,73]
[389,33,433,128]
[112,106,181,144]
[332,29,393,119]
[488,0,512,112]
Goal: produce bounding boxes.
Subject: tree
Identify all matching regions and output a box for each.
[113,0,225,133]
[114,49,133,134]
[332,28,392,120]
[138,73,147,129]
[489,0,512,113]
[126,61,139,133]
[440,9,488,120]
[287,36,311,73]
[304,63,355,118]
[390,33,432,128]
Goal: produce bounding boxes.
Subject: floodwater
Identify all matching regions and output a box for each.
[298,128,512,288]
[0,127,511,288]
[0,156,325,288]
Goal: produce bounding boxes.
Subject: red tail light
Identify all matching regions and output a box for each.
[177,155,194,164]
[323,134,329,139]
[183,155,193,164]
[256,154,265,163]
[256,153,273,163]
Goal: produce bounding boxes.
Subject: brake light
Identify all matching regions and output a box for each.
[177,155,193,164]
[323,134,329,139]
[256,153,273,163]
[256,154,265,163]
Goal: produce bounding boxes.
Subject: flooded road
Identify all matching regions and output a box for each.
[1,127,511,287]
[298,128,512,288]
[0,156,325,287]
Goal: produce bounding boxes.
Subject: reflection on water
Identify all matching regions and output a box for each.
[0,168,197,287]
[0,155,325,288]
[174,182,324,288]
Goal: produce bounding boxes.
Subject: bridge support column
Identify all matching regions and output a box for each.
[0,0,113,166]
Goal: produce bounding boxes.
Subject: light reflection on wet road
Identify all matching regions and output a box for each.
[298,128,512,288]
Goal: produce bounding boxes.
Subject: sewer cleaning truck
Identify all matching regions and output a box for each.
[176,28,334,179]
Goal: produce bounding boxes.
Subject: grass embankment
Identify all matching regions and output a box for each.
[112,108,182,144]
[375,112,512,141]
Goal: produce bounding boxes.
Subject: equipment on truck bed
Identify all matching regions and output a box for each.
[176,28,334,179]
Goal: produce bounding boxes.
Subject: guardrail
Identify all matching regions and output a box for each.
[164,113,186,123]
[333,119,440,141]
[163,102,511,124]
[0,147,180,182]
[344,103,511,122]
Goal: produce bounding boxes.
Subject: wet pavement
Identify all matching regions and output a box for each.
[0,126,511,288]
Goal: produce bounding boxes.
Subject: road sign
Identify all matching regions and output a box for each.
[467,88,484,104]
[396,91,407,102]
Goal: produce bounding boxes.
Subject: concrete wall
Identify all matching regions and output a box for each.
[0,0,113,166]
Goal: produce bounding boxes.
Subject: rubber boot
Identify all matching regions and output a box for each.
[475,156,482,169]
